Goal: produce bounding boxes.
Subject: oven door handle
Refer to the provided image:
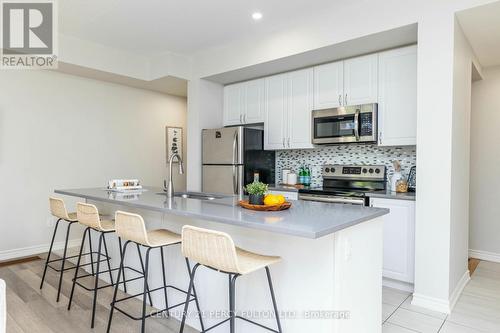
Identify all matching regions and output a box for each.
[299,194,365,205]
[354,109,360,141]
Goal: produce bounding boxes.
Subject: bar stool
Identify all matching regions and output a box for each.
[107,211,205,333]
[179,225,283,333]
[67,203,145,328]
[41,197,102,302]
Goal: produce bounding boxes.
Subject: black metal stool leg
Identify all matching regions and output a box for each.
[56,221,74,302]
[106,240,131,333]
[136,244,153,307]
[265,267,282,333]
[68,227,89,310]
[88,228,95,275]
[90,232,104,329]
[141,248,152,333]
[102,233,114,285]
[229,274,238,333]
[40,218,61,290]
[118,237,127,293]
[180,263,200,333]
[185,258,205,332]
[160,246,170,317]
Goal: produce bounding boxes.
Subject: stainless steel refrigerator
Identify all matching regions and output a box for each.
[202,126,275,195]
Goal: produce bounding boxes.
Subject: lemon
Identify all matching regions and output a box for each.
[264,194,286,206]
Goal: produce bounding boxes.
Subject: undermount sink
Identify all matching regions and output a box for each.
[157,191,227,201]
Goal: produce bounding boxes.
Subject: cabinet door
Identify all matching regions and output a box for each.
[244,78,265,124]
[223,83,243,126]
[343,54,378,106]
[264,74,288,150]
[267,190,298,201]
[287,68,314,149]
[378,45,417,146]
[313,61,344,109]
[371,198,415,283]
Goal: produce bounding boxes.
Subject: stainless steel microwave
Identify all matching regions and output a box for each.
[312,103,378,145]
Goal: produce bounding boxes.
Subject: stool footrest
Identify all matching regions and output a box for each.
[72,266,143,292]
[236,316,280,333]
[111,284,197,321]
[47,251,110,272]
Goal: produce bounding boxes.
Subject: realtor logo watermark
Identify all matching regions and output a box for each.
[1,0,57,69]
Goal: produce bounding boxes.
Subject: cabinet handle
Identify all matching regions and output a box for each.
[287,137,290,148]
[338,94,342,106]
[283,138,285,148]
[345,94,348,106]
[379,132,382,145]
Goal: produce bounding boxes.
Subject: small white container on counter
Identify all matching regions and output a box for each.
[287,173,297,185]
[282,169,291,184]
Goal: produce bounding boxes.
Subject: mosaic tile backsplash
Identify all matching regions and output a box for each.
[276,145,416,187]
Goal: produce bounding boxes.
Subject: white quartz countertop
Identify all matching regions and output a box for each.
[55,187,389,239]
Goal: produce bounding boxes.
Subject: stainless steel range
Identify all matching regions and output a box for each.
[299,164,387,206]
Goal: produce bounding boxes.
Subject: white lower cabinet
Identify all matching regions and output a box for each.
[370,198,415,284]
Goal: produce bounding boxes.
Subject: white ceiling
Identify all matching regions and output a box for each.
[60,0,340,56]
[457,1,500,68]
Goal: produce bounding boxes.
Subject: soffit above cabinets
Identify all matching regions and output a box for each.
[203,24,417,85]
[54,62,187,97]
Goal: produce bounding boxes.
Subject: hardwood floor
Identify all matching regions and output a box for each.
[468,258,480,275]
[0,253,197,333]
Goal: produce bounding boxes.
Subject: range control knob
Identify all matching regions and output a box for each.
[369,168,374,174]
[375,168,381,174]
[362,168,368,174]
[325,167,330,173]
[331,168,335,173]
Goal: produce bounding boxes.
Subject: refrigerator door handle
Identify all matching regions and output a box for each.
[232,130,238,165]
[233,165,239,195]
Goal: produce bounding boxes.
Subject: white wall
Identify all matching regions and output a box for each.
[469,66,500,259]
[449,19,476,304]
[0,70,187,259]
[186,78,223,191]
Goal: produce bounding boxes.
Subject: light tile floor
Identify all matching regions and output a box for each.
[382,260,500,332]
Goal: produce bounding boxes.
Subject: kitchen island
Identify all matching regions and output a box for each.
[56,187,389,333]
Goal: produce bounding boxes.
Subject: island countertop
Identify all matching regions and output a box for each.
[55,187,389,239]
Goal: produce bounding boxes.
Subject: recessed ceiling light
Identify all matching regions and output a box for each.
[252,12,263,21]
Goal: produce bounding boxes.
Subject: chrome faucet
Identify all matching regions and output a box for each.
[164,153,184,197]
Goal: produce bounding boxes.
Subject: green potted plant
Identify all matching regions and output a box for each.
[245,181,268,205]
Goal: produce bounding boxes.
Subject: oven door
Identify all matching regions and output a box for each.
[312,104,377,144]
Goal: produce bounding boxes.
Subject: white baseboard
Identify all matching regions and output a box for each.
[411,293,451,314]
[449,270,470,311]
[412,270,470,314]
[383,277,414,293]
[469,249,500,263]
[0,239,80,262]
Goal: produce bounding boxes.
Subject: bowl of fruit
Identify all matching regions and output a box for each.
[239,182,292,211]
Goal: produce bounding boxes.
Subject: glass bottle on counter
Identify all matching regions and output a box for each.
[298,166,305,185]
[304,166,311,186]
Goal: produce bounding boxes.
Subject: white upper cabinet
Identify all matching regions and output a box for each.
[343,54,378,106]
[223,84,243,126]
[264,69,314,150]
[313,61,344,109]
[243,78,265,124]
[264,74,288,150]
[223,78,265,126]
[287,68,314,149]
[371,198,415,284]
[378,45,417,146]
